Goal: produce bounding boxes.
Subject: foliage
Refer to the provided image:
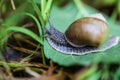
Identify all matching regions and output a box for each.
[0,0,120,80]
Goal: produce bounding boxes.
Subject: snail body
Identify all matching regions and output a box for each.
[45,13,119,55]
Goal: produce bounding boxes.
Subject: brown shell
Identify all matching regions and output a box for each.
[65,17,109,47]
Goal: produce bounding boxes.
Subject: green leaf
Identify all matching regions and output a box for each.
[44,2,120,66]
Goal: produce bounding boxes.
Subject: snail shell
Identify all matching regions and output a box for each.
[65,17,109,47]
[45,13,119,55]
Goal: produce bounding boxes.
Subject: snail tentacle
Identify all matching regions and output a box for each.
[46,13,67,44]
[45,26,68,45]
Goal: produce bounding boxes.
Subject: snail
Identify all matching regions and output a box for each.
[45,13,119,55]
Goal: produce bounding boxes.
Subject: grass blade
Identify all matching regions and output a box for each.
[23,13,43,36]
[6,26,43,45]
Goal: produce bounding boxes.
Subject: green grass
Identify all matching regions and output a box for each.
[0,0,120,80]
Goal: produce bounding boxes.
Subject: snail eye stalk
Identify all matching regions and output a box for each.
[46,13,54,28]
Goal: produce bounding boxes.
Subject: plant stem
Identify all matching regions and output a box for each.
[110,0,120,22]
[10,0,16,10]
[73,0,88,17]
[31,0,44,28]
[45,0,53,16]
[41,0,46,21]
[41,46,46,65]
[41,0,46,14]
